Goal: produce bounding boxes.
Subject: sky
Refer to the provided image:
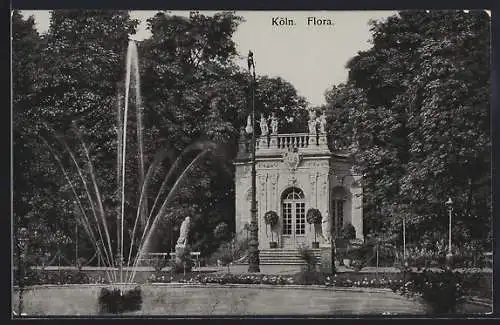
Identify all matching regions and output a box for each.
[19,10,396,107]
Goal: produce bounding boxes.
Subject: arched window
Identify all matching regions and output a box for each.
[281,187,305,236]
[331,186,348,236]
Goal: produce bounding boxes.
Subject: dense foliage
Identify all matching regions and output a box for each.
[13,10,310,264]
[393,269,483,314]
[323,10,491,247]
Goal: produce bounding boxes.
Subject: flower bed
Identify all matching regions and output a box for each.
[14,269,94,286]
[151,271,407,289]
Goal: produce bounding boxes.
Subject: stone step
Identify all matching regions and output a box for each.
[235,248,323,266]
[260,252,321,257]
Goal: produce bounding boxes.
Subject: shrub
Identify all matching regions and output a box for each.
[297,246,317,272]
[147,255,169,276]
[210,238,248,272]
[213,222,230,241]
[15,269,90,286]
[393,270,477,314]
[170,248,193,274]
[341,223,356,240]
[294,271,326,285]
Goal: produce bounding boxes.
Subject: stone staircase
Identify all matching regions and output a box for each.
[251,248,322,265]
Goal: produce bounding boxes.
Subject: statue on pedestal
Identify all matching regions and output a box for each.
[319,113,327,134]
[176,216,191,247]
[260,114,269,136]
[308,112,317,134]
[270,113,278,135]
[321,213,332,244]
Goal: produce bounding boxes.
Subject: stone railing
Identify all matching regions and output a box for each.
[275,133,309,149]
[238,132,329,156]
[258,132,328,151]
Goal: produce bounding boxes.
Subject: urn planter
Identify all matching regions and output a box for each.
[343,258,351,267]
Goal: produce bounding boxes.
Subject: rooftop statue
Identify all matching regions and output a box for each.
[308,112,317,134]
[319,113,327,134]
[260,114,269,136]
[270,113,278,135]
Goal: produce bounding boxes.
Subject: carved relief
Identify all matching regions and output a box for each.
[301,160,329,168]
[309,173,318,207]
[319,174,328,208]
[258,174,268,212]
[258,161,280,169]
[288,174,298,185]
[270,173,278,212]
[282,148,302,172]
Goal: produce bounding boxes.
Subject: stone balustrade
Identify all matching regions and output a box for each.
[238,132,330,157]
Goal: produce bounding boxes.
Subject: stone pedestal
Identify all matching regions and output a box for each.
[319,244,335,274]
[175,245,190,265]
[308,134,317,146]
[270,135,278,148]
[318,134,327,146]
[259,136,268,149]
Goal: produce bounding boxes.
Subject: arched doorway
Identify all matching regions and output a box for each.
[281,187,306,248]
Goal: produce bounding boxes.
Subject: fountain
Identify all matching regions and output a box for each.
[30,39,220,314]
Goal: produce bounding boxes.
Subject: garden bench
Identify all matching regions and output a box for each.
[138,252,170,267]
[167,251,201,268]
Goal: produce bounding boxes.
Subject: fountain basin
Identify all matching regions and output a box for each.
[13,283,431,316]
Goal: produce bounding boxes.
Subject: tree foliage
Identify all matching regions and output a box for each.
[14,10,313,263]
[324,10,491,246]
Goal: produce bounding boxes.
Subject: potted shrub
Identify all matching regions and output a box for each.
[306,208,322,248]
[264,211,279,248]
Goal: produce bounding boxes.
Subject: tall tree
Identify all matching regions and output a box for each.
[326,10,491,246]
[139,11,310,256]
[12,10,43,263]
[19,10,139,261]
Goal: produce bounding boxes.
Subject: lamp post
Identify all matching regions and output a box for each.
[17,226,29,316]
[445,197,453,268]
[246,50,260,272]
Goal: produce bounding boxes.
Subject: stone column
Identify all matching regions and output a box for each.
[309,173,317,208]
[258,174,267,245]
[350,177,363,241]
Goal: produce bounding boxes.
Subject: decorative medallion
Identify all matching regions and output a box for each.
[282,147,302,172]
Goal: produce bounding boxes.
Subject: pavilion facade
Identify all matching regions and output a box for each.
[234,113,363,262]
